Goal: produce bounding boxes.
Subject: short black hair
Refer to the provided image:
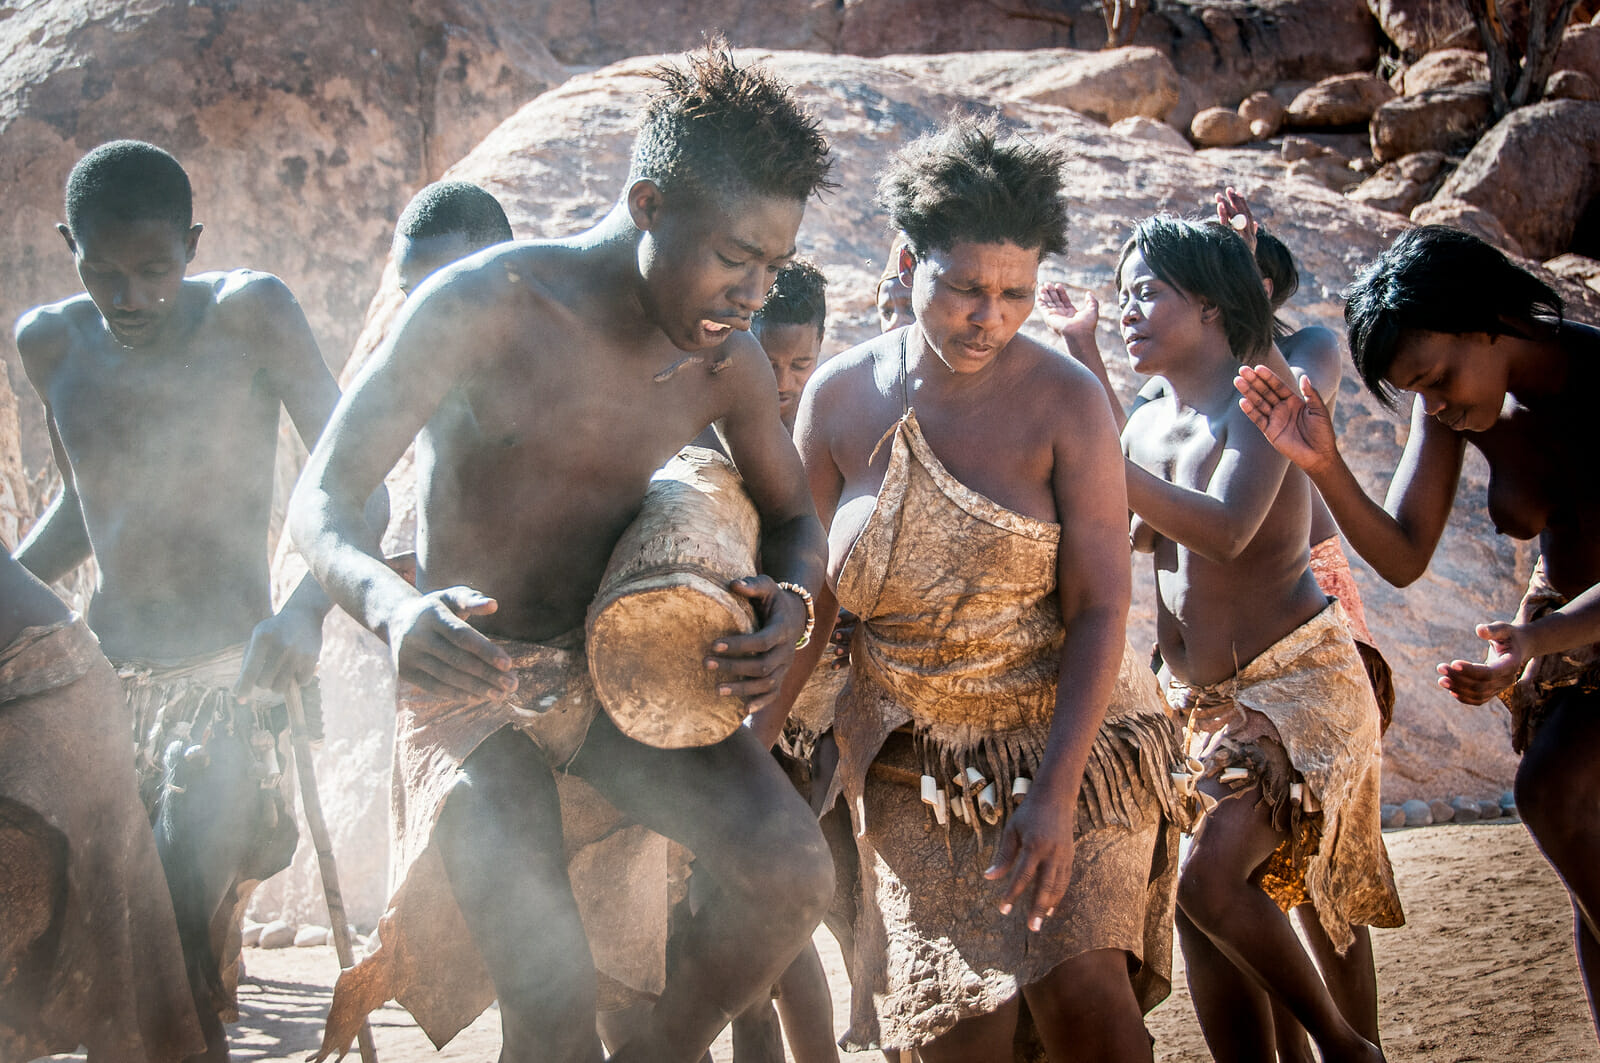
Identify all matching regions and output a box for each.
[1345,225,1564,408]
[396,181,512,247]
[1119,215,1275,363]
[629,41,835,205]
[1255,230,1299,311]
[65,140,192,235]
[1255,229,1300,340]
[754,259,827,339]
[878,115,1068,260]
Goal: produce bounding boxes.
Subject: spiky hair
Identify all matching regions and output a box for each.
[629,41,835,204]
[877,115,1069,260]
[755,258,827,337]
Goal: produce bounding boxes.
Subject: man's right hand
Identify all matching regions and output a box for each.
[387,587,515,699]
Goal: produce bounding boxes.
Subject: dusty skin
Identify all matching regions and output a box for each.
[30,821,1589,1063]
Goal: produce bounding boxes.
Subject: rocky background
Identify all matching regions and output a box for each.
[4,0,1598,927]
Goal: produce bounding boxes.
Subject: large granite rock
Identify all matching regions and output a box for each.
[0,0,564,472]
[1433,99,1600,259]
[271,52,1585,931]
[1369,82,1494,162]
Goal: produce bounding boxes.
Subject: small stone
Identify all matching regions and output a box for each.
[1401,798,1433,827]
[1501,790,1517,814]
[1238,91,1285,138]
[1190,106,1253,147]
[1547,69,1600,101]
[258,920,295,949]
[1478,796,1503,819]
[1281,135,1329,162]
[294,925,330,948]
[1449,796,1481,822]
[1381,803,1407,829]
[240,920,264,948]
[1428,797,1455,824]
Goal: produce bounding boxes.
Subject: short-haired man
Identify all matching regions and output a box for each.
[292,46,835,1063]
[13,139,363,1061]
[393,180,514,297]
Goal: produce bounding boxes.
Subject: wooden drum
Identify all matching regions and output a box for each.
[587,447,762,748]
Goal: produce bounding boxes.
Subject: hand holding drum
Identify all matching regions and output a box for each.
[587,446,768,748]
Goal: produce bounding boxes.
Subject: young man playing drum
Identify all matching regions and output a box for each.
[292,45,835,1063]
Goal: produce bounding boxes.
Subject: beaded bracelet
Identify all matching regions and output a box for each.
[775,581,816,650]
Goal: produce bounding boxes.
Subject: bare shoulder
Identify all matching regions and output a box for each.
[206,268,305,322]
[14,295,97,377]
[809,329,892,397]
[1010,332,1111,420]
[1281,326,1341,388]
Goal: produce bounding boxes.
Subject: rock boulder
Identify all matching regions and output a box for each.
[1400,48,1490,95]
[1369,82,1494,162]
[1433,99,1600,259]
[1288,73,1398,128]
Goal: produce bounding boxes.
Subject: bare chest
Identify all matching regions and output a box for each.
[1126,403,1224,491]
[48,340,278,492]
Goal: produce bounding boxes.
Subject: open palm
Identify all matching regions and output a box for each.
[1234,363,1338,474]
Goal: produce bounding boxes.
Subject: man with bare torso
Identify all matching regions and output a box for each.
[290,46,835,1063]
[12,140,358,1061]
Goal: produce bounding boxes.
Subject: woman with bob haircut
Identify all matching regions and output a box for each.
[1116,215,1401,1063]
[1236,223,1600,1042]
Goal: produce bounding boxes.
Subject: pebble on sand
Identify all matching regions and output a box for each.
[258,920,296,950]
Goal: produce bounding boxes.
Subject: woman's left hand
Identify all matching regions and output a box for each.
[1438,621,1531,705]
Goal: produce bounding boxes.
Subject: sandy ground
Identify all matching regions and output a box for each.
[42,821,1594,1062]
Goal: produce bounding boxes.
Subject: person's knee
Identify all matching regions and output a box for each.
[738,818,834,932]
[1039,950,1137,1017]
[1176,862,1233,931]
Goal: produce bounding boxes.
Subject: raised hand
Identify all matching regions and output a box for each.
[1215,186,1259,254]
[1037,281,1100,348]
[1437,621,1531,705]
[387,586,514,699]
[1234,364,1339,475]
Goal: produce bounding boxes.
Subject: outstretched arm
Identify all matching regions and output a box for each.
[12,314,93,583]
[1439,581,1600,704]
[1235,364,1464,586]
[1038,282,1126,432]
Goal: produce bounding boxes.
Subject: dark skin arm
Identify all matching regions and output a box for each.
[1124,412,1295,564]
[233,275,359,694]
[12,314,93,583]
[289,269,516,700]
[710,344,827,716]
[1235,367,1464,586]
[745,375,847,748]
[986,371,1131,931]
[1037,282,1127,432]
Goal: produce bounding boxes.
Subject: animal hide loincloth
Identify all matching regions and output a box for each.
[1167,600,1405,951]
[1,619,204,1062]
[830,409,1183,1050]
[1309,535,1395,734]
[1498,556,1600,753]
[314,632,690,1058]
[115,643,300,1021]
